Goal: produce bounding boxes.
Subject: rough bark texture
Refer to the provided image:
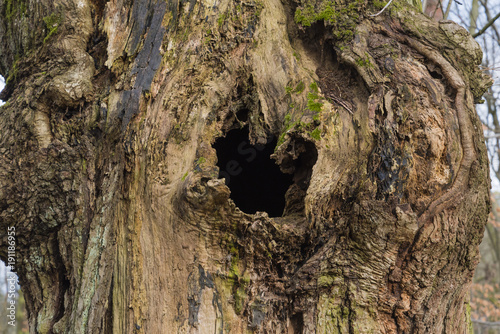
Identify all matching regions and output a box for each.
[0,0,494,333]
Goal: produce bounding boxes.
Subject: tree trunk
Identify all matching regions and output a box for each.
[0,0,494,333]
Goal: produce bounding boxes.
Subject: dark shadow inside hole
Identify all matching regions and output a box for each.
[63,108,80,121]
[429,70,443,80]
[213,127,293,217]
[236,109,249,122]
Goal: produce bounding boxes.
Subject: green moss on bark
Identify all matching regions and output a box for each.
[5,0,27,22]
[307,82,323,112]
[43,13,62,43]
[6,55,19,83]
[294,0,365,41]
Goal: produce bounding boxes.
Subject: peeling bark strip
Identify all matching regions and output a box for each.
[0,0,493,333]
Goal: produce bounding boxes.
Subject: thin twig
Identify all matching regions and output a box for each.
[326,94,354,114]
[473,11,500,38]
[479,0,500,42]
[471,319,500,327]
[431,0,444,19]
[443,0,453,19]
[369,0,394,17]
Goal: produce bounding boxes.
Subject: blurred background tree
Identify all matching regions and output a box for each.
[0,265,28,334]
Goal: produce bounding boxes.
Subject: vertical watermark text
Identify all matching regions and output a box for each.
[6,226,17,327]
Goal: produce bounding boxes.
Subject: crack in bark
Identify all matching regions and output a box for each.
[51,238,69,330]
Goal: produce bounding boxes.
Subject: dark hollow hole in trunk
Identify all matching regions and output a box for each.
[290,312,304,333]
[236,109,249,122]
[63,108,80,121]
[213,126,293,217]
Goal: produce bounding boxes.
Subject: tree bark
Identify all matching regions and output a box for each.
[0,0,494,333]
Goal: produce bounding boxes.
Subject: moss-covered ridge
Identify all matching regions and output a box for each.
[295,0,365,40]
